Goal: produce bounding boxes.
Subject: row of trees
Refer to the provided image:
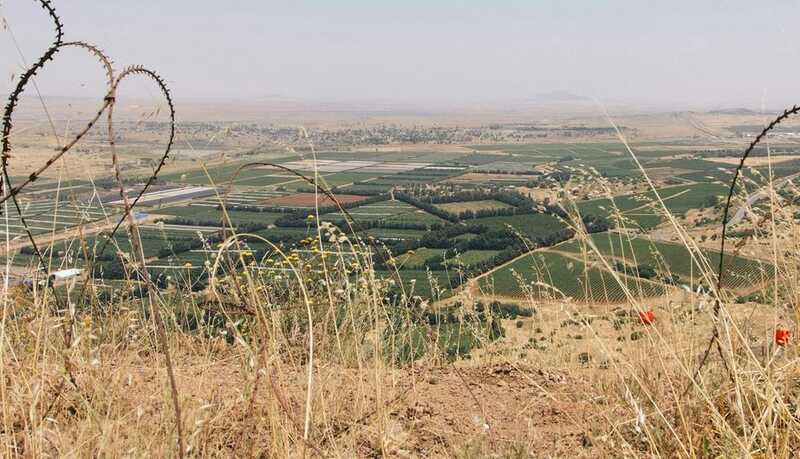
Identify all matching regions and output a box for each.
[474,169,539,176]
[422,228,574,276]
[294,185,386,196]
[612,260,681,285]
[161,217,274,234]
[396,190,569,223]
[394,192,460,223]
[273,194,389,227]
[581,214,611,233]
[374,216,576,284]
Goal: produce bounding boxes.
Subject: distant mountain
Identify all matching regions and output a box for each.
[526,91,592,104]
[706,108,759,116]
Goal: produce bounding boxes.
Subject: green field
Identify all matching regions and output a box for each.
[452,250,500,266]
[554,234,773,290]
[436,200,512,213]
[474,161,542,173]
[336,183,393,194]
[480,251,667,301]
[474,213,567,241]
[322,200,445,226]
[160,162,299,186]
[7,226,216,267]
[0,197,121,240]
[148,227,317,273]
[5,140,778,306]
[279,172,385,190]
[393,248,498,269]
[358,228,427,240]
[466,143,674,177]
[387,270,459,300]
[382,209,445,225]
[578,183,727,216]
[397,248,445,269]
[574,183,728,230]
[325,200,412,218]
[153,206,282,226]
[394,247,499,271]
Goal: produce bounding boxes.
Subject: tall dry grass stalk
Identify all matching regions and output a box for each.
[2,132,797,455]
[2,1,800,457]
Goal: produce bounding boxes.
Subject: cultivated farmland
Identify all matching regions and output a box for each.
[3,140,774,305]
[480,251,668,301]
[436,200,512,213]
[554,233,773,290]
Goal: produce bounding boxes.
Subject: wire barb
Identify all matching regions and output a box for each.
[688,104,800,394]
[0,2,183,457]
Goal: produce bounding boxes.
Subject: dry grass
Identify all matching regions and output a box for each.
[2,127,798,454]
[1,145,799,457]
[3,3,800,456]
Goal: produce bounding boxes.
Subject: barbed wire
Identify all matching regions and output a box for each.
[690,104,800,390]
[0,2,183,456]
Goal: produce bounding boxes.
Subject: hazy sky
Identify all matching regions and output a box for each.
[2,0,800,109]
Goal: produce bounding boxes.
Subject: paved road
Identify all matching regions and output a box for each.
[725,171,800,228]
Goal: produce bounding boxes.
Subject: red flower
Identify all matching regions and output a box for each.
[775,329,791,346]
[639,310,656,325]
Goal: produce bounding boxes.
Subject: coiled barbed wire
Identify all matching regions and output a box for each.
[1,0,63,172]
[94,66,176,255]
[1,9,177,285]
[716,105,800,292]
[2,41,113,277]
[1,4,90,395]
[690,104,800,388]
[1,2,184,456]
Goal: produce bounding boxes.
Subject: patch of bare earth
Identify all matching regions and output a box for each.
[387,362,606,457]
[263,192,367,207]
[705,155,799,166]
[85,357,607,457]
[444,173,538,184]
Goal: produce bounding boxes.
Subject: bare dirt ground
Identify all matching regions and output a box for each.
[117,356,610,457]
[706,155,799,166]
[263,193,367,207]
[444,173,537,184]
[353,145,473,153]
[380,363,607,456]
